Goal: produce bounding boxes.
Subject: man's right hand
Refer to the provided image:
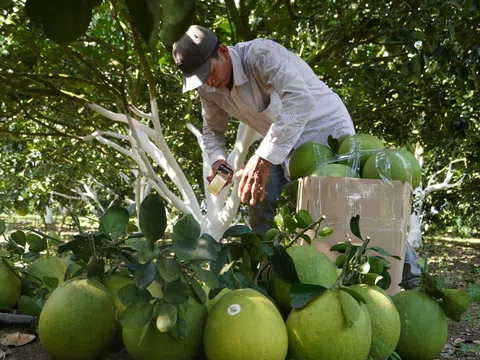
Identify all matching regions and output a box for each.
[207,160,233,185]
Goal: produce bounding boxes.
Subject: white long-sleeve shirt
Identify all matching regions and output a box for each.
[199,39,355,166]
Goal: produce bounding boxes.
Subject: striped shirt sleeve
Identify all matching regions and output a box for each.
[200,92,229,165]
[250,42,315,165]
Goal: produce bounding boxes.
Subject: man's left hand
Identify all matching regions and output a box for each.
[238,155,271,206]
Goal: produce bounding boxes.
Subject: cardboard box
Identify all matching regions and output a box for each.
[296,177,412,295]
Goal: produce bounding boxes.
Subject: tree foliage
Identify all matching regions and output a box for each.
[0,0,478,235]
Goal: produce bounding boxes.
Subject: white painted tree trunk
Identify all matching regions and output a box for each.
[82,101,261,240]
[408,158,466,248]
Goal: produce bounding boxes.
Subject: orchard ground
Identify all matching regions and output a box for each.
[1,215,479,360]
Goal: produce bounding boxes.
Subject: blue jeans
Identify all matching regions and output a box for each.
[248,164,289,236]
[248,164,420,286]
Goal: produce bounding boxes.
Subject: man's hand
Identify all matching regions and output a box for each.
[238,155,271,206]
[207,160,233,185]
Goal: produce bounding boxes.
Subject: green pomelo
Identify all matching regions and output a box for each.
[273,246,338,313]
[0,259,22,309]
[350,284,401,359]
[338,134,385,169]
[204,288,288,360]
[38,278,117,360]
[398,147,422,189]
[16,207,28,216]
[362,149,414,184]
[310,163,359,178]
[122,296,207,360]
[103,275,134,316]
[286,290,372,360]
[338,134,351,146]
[392,290,448,360]
[289,142,334,179]
[27,257,67,285]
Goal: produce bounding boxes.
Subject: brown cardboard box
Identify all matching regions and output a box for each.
[296,177,412,295]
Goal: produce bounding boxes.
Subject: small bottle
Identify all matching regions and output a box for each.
[208,163,233,196]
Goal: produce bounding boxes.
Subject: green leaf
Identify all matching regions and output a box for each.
[160,0,196,49]
[295,210,313,228]
[200,233,221,251]
[338,290,360,328]
[42,276,59,289]
[155,302,178,332]
[290,283,327,309]
[119,301,154,328]
[330,243,348,253]
[163,280,191,304]
[363,273,383,286]
[99,205,130,240]
[318,227,334,238]
[367,246,401,260]
[139,194,167,249]
[17,295,42,317]
[340,287,367,304]
[190,264,220,289]
[0,219,5,235]
[26,234,47,253]
[118,283,152,307]
[133,261,157,290]
[11,231,27,246]
[87,258,105,280]
[210,247,231,276]
[171,215,217,261]
[327,135,340,154]
[168,312,188,341]
[350,215,362,240]
[189,277,207,304]
[222,225,253,238]
[156,257,182,283]
[0,250,10,257]
[125,0,161,46]
[271,245,300,284]
[284,215,297,232]
[441,289,469,321]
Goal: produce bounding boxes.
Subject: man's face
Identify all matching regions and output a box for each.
[205,46,232,88]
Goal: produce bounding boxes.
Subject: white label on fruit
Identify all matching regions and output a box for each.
[227,304,241,316]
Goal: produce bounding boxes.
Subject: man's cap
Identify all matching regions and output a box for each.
[173,25,220,93]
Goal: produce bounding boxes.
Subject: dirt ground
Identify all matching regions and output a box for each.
[1,237,479,360]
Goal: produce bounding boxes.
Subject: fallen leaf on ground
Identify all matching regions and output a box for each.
[0,332,35,347]
[0,348,13,359]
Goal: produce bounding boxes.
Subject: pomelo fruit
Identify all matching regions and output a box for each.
[350,284,401,359]
[204,288,288,360]
[122,296,207,360]
[286,290,372,360]
[27,256,67,285]
[38,278,117,360]
[362,149,414,184]
[103,274,134,316]
[272,245,338,313]
[392,290,448,360]
[338,134,385,169]
[0,258,22,308]
[289,142,334,179]
[16,207,28,216]
[398,147,422,189]
[310,163,359,178]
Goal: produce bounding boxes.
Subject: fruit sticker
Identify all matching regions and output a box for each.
[227,304,241,316]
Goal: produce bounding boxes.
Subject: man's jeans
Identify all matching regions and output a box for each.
[248,164,421,287]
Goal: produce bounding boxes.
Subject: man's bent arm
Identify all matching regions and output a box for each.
[200,93,229,165]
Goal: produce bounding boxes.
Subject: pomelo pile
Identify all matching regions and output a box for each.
[288,134,422,189]
[3,247,465,360]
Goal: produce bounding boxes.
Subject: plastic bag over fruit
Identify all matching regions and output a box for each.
[289,135,419,294]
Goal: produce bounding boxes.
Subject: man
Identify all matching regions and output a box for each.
[172,25,355,235]
[173,25,420,287]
